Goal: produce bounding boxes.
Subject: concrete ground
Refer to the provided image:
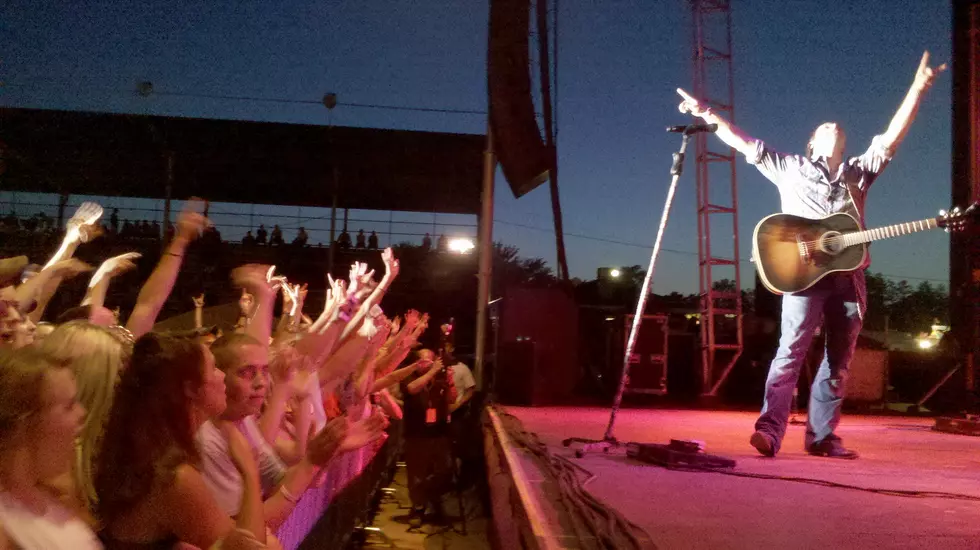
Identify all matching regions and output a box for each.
[359,463,491,550]
[504,406,980,550]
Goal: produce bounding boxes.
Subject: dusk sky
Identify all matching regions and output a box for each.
[0,0,954,294]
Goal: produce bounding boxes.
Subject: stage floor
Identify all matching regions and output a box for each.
[502,406,980,550]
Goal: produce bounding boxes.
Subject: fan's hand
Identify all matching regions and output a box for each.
[175,198,210,243]
[66,202,104,243]
[91,252,141,286]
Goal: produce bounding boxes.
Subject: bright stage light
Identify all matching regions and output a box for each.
[609,268,621,278]
[917,338,935,350]
[448,237,475,254]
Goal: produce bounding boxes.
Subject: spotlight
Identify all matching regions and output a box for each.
[610,268,621,278]
[917,338,935,350]
[448,237,475,254]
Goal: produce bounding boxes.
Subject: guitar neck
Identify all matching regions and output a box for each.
[843,217,939,247]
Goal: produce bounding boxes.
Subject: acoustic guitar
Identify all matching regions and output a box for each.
[752,203,976,295]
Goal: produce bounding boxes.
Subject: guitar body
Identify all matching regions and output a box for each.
[753,212,867,295]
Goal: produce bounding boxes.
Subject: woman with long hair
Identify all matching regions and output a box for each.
[0,347,101,549]
[37,321,129,524]
[95,332,271,549]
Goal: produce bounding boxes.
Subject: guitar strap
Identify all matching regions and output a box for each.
[842,183,863,229]
[842,182,866,321]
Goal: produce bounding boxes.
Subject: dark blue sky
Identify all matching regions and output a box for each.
[1,0,954,293]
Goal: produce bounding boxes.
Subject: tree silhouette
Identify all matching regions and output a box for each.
[491,243,557,290]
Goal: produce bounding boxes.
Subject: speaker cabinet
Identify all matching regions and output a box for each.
[495,287,578,405]
[950,0,980,365]
[488,0,551,198]
[622,315,669,395]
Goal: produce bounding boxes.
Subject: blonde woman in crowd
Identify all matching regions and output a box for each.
[37,321,130,526]
[0,347,102,549]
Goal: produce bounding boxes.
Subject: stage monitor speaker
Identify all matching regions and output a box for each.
[496,287,579,405]
[488,0,552,198]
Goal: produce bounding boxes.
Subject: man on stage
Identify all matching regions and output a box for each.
[676,51,945,459]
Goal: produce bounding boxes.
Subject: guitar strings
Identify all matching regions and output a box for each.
[798,221,938,250]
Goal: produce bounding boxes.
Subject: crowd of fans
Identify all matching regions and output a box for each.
[0,200,478,549]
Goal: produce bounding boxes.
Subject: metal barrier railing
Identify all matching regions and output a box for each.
[0,192,477,249]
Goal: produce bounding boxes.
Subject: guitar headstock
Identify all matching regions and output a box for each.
[938,201,980,233]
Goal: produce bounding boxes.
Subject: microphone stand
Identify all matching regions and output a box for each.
[563,129,695,457]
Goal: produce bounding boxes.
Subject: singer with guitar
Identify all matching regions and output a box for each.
[677,51,946,459]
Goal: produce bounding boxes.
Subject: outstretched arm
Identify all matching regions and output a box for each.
[880,51,946,154]
[28,202,104,322]
[126,200,207,338]
[676,88,758,157]
[82,252,141,309]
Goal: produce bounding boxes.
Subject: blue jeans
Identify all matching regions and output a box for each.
[754,272,865,453]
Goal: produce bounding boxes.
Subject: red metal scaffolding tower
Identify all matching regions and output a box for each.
[691,0,743,397]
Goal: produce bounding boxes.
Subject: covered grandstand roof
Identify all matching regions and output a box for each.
[0,107,485,214]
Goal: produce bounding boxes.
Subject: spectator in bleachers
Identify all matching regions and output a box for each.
[437,234,448,253]
[109,209,119,234]
[256,224,268,245]
[337,229,352,250]
[23,215,38,233]
[121,220,134,239]
[355,230,366,249]
[204,225,223,247]
[421,233,432,252]
[243,230,257,246]
[368,231,378,250]
[292,227,308,248]
[270,225,284,247]
[1,213,18,231]
[38,212,53,232]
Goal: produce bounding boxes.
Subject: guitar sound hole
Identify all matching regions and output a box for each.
[818,231,844,255]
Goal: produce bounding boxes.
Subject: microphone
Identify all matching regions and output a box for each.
[666,123,718,134]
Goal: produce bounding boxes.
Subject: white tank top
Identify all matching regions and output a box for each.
[0,491,102,550]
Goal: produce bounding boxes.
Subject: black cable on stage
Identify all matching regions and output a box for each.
[496,409,655,550]
[665,464,980,502]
